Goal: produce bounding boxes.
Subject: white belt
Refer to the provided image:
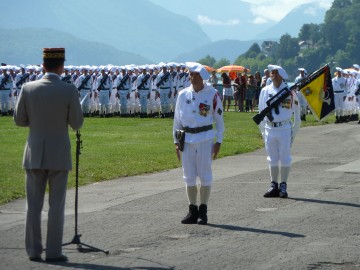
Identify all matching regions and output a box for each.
[266,119,291,127]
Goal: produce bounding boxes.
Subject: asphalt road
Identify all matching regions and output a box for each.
[1,123,359,270]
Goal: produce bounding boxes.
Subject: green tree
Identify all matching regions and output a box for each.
[274,34,300,60]
[197,55,216,67]
[299,23,323,45]
[214,58,230,69]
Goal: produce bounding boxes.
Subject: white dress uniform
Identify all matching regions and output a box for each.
[136,71,151,116]
[75,72,93,114]
[259,81,301,168]
[0,69,14,115]
[148,72,159,116]
[109,72,120,115]
[170,69,179,112]
[173,62,224,225]
[95,72,112,116]
[294,73,308,119]
[332,71,347,118]
[173,82,224,186]
[156,70,172,116]
[115,71,131,116]
[259,65,300,198]
[129,74,139,115]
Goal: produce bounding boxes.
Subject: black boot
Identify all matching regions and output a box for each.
[279,182,288,198]
[181,204,198,224]
[198,204,208,225]
[263,181,279,198]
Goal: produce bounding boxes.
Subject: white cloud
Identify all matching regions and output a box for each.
[197,15,240,26]
[304,7,317,16]
[251,17,269,25]
[242,0,333,23]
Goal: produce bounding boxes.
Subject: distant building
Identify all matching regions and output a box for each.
[299,40,312,50]
[261,41,279,57]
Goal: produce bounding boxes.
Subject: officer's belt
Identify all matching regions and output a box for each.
[138,88,149,90]
[266,120,291,127]
[334,91,344,93]
[183,125,213,134]
[99,88,110,90]
[119,88,129,91]
[160,87,170,89]
[81,88,91,90]
[0,88,11,90]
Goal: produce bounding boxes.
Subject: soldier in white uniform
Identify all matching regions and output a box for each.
[109,66,120,116]
[114,67,130,117]
[148,66,160,117]
[60,67,73,84]
[173,62,224,225]
[294,68,308,121]
[169,63,179,115]
[258,65,301,198]
[0,66,14,116]
[332,67,347,123]
[95,67,112,117]
[136,66,151,117]
[129,68,139,116]
[75,66,93,116]
[156,64,172,118]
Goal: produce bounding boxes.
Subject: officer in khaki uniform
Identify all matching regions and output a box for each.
[14,48,84,262]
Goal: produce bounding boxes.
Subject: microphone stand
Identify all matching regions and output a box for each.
[62,130,109,254]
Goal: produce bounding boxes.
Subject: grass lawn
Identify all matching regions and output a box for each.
[0,111,334,204]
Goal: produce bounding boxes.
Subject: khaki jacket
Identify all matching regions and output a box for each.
[14,73,84,170]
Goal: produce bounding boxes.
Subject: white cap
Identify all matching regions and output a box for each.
[335,67,342,72]
[268,64,288,80]
[185,62,210,80]
[353,64,360,69]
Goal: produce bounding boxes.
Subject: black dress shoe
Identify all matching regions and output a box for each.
[29,256,42,262]
[45,254,68,263]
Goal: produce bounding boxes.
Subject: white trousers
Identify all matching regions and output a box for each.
[264,125,292,167]
[181,139,213,186]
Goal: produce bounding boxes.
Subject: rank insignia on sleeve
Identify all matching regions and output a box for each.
[217,108,222,115]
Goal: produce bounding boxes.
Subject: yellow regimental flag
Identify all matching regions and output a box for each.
[297,65,335,121]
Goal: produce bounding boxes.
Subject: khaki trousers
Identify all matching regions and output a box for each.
[25,169,68,258]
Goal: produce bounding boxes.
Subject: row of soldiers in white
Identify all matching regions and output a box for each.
[0,63,191,117]
[0,65,41,115]
[331,65,360,123]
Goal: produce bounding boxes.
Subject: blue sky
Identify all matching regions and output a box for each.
[148,0,333,40]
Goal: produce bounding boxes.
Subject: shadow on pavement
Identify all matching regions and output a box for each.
[207,224,305,238]
[45,261,174,270]
[290,197,360,208]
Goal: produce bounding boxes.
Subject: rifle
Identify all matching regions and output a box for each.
[136,74,150,90]
[97,74,109,91]
[61,74,72,83]
[0,74,10,89]
[355,84,360,96]
[15,73,29,88]
[77,75,91,91]
[156,72,170,87]
[253,85,293,125]
[116,74,129,90]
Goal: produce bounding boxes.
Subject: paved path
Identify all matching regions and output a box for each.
[1,123,359,270]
